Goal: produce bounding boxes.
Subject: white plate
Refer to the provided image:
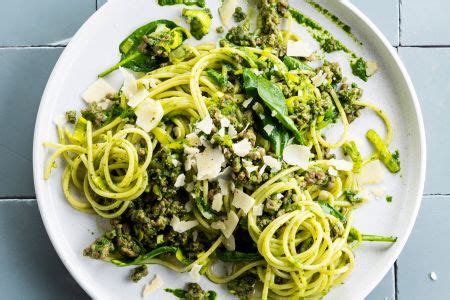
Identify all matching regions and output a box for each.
[33,0,426,299]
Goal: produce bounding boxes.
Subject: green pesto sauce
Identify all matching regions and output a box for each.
[289,7,371,82]
[306,0,362,45]
[165,288,217,299]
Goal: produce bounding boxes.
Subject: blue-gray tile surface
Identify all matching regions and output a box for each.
[0,0,95,46]
[0,200,88,299]
[397,196,450,299]
[401,0,450,45]
[351,0,399,46]
[0,48,62,197]
[398,47,450,194]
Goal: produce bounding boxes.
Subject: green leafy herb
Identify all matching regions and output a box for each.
[110,246,177,266]
[366,129,401,173]
[242,69,305,144]
[350,57,368,82]
[257,76,305,144]
[318,201,347,224]
[386,195,393,203]
[216,251,262,262]
[99,20,188,77]
[283,56,312,71]
[158,0,205,7]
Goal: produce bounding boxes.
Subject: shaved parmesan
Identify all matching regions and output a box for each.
[185,201,192,212]
[82,78,116,104]
[286,40,314,57]
[223,235,236,251]
[185,133,202,146]
[211,221,226,231]
[212,194,223,212]
[263,124,274,136]
[219,0,238,26]
[196,115,214,135]
[174,174,185,188]
[170,216,199,233]
[328,166,338,176]
[232,189,255,214]
[142,275,163,298]
[232,139,252,157]
[242,97,253,108]
[218,127,226,137]
[263,155,282,172]
[128,88,150,108]
[311,70,327,87]
[329,159,353,171]
[243,160,258,173]
[253,204,264,216]
[220,117,231,128]
[97,99,113,110]
[189,264,202,283]
[283,145,310,169]
[222,211,239,238]
[195,145,225,180]
[135,99,164,132]
[366,60,378,77]
[258,164,267,176]
[120,67,138,99]
[358,160,384,184]
[184,145,200,155]
[228,125,237,137]
[218,178,231,196]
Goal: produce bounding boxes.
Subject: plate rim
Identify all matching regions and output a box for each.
[32,0,427,298]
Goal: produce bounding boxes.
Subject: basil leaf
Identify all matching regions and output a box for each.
[99,20,187,77]
[256,76,305,144]
[216,251,262,262]
[110,246,177,266]
[255,112,289,158]
[242,69,259,97]
[318,201,346,224]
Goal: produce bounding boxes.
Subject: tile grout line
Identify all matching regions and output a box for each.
[394,261,399,300]
[0,45,66,49]
[398,0,402,46]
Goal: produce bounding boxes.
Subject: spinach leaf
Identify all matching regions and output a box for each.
[256,76,305,144]
[318,201,347,224]
[216,251,262,262]
[110,246,177,266]
[283,56,312,71]
[158,0,205,7]
[255,112,290,158]
[242,69,259,97]
[99,20,187,77]
[242,69,305,147]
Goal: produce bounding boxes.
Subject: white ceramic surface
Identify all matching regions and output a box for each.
[33,0,426,299]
